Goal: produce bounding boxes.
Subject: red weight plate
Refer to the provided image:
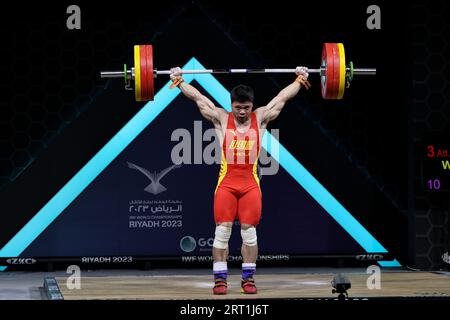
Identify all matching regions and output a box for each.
[146,45,154,101]
[321,43,333,99]
[321,43,341,99]
[140,45,149,101]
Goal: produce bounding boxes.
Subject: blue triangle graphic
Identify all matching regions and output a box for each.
[0,58,400,270]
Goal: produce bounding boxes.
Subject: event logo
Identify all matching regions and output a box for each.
[127,162,182,195]
[180,236,197,253]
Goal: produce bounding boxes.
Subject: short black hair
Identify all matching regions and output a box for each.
[231,85,254,103]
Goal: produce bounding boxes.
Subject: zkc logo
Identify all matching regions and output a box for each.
[6,258,37,265]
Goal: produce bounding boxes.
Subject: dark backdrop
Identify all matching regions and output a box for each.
[0,0,448,269]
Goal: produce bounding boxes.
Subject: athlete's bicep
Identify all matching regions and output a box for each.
[196,97,221,122]
[255,104,282,124]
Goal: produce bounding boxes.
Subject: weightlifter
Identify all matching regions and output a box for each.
[170,66,310,294]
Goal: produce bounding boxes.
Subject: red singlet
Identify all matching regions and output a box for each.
[214,112,261,226]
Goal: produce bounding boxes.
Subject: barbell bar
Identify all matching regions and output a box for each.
[100,43,376,101]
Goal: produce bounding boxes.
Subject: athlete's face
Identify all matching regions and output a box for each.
[231,101,253,123]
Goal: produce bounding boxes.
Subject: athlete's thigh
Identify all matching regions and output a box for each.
[214,187,238,224]
[237,187,262,226]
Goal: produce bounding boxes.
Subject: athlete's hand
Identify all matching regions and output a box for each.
[170,67,182,81]
[295,66,309,80]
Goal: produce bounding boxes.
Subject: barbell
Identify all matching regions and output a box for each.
[100,43,376,101]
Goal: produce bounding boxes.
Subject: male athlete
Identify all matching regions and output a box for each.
[170,66,309,294]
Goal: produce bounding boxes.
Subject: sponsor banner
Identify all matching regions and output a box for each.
[0,253,391,266]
